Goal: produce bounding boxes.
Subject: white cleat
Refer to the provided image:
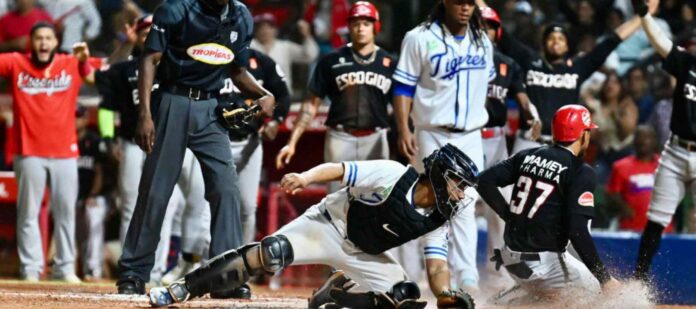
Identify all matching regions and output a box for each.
[149,286,174,307]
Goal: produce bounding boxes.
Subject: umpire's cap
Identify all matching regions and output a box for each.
[552,105,598,142]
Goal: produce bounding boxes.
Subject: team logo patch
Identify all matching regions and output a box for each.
[186,43,234,65]
[578,192,594,207]
[230,31,238,43]
[249,58,258,69]
[382,57,391,67]
[582,110,591,127]
[500,63,507,77]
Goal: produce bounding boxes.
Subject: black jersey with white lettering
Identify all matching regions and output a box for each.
[78,130,107,199]
[500,31,622,135]
[477,145,596,252]
[485,51,525,128]
[145,0,252,92]
[220,49,291,140]
[662,46,696,141]
[308,45,396,130]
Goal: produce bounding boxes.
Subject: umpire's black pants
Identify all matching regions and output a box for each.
[118,91,242,282]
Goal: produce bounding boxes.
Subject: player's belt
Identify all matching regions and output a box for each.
[481,127,504,139]
[672,135,696,152]
[438,126,467,133]
[163,85,219,100]
[330,126,379,137]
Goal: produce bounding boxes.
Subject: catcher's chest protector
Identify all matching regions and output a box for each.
[347,167,446,255]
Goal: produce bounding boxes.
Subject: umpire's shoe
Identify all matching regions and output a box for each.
[117,275,146,294]
[210,284,252,299]
[308,270,356,309]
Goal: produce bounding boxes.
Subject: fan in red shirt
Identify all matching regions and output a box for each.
[0,22,96,282]
[606,125,673,233]
[0,0,53,52]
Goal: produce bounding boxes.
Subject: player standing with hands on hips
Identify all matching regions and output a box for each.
[394,0,494,291]
[116,0,275,297]
[276,1,396,193]
[477,105,621,304]
[632,0,696,282]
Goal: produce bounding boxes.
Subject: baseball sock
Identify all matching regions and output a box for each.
[634,220,665,281]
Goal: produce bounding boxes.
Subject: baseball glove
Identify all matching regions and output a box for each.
[436,289,475,309]
[217,104,261,130]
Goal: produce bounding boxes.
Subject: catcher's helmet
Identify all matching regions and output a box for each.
[481,7,502,42]
[423,144,479,219]
[552,104,598,142]
[348,1,381,33]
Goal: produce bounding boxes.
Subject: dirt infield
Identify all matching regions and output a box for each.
[0,279,694,309]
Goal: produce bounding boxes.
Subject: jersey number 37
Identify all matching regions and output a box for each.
[510,176,555,219]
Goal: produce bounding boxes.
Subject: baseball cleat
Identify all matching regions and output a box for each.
[149,286,174,307]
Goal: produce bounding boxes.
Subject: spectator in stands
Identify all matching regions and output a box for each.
[609,12,671,75]
[627,66,655,123]
[250,13,318,93]
[648,72,676,148]
[606,125,673,233]
[75,106,108,281]
[39,0,102,53]
[0,0,52,52]
[0,22,97,283]
[588,71,638,181]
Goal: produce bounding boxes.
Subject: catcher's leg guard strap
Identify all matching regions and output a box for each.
[183,245,254,298]
[258,235,294,273]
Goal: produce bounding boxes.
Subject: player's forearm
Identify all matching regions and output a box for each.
[394,95,413,134]
[476,171,510,221]
[614,16,642,41]
[516,92,539,122]
[88,163,104,197]
[231,65,272,100]
[138,52,160,118]
[641,14,672,58]
[287,99,319,147]
[569,215,611,284]
[301,162,344,184]
[426,258,451,297]
[107,41,135,64]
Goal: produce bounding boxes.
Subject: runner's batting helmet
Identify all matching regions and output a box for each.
[348,1,381,33]
[552,105,598,142]
[481,7,502,42]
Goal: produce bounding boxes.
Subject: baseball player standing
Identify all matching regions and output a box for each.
[394,0,494,291]
[479,6,541,291]
[477,105,620,304]
[96,15,211,285]
[275,1,395,194]
[483,0,653,152]
[148,144,479,308]
[160,49,291,285]
[0,22,98,283]
[117,0,275,296]
[632,0,696,282]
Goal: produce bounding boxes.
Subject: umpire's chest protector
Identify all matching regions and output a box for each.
[347,167,446,255]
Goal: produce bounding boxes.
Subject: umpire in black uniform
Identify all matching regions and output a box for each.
[117,0,275,295]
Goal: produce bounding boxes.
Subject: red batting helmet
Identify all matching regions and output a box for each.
[349,1,381,33]
[481,7,502,42]
[552,105,598,142]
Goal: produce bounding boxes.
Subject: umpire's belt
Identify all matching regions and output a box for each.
[163,84,219,100]
[672,135,696,152]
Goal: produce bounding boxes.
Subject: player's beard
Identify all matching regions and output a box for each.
[30,50,55,68]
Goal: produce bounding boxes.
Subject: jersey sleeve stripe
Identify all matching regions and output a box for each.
[350,162,358,187]
[424,246,448,254]
[395,68,418,79]
[345,162,354,186]
[393,74,417,86]
[424,251,448,258]
[394,71,418,82]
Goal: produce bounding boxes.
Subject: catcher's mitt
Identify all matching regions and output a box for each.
[217,104,261,130]
[437,289,475,309]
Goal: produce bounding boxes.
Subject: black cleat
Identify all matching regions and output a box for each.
[117,276,146,295]
[308,270,356,309]
[210,284,252,299]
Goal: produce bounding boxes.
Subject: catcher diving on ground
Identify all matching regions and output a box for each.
[148,144,479,308]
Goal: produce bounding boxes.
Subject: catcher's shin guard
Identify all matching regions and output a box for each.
[182,235,294,298]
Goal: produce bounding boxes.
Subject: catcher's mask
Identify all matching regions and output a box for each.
[423,144,479,219]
